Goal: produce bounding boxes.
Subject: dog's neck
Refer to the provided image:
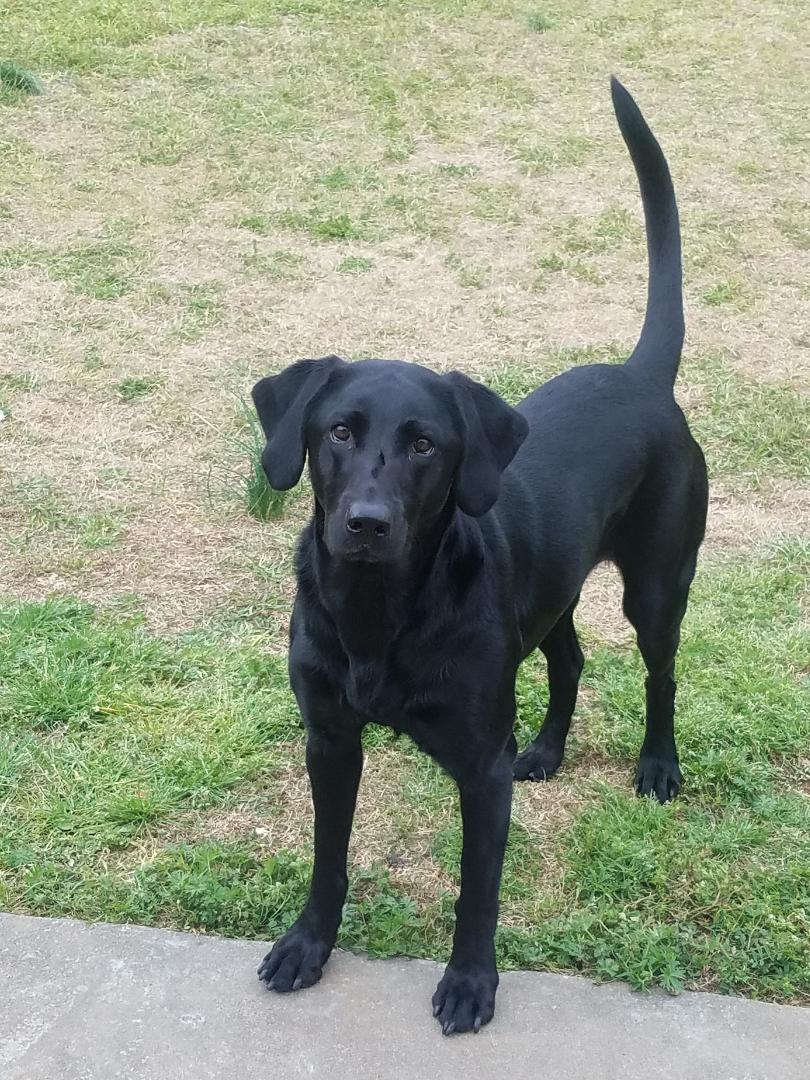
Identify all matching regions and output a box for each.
[312,498,461,659]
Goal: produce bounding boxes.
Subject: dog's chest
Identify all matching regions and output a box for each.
[343,654,407,722]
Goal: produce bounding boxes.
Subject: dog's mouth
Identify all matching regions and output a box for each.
[334,542,396,564]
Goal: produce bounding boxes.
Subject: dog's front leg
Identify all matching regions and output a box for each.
[432,749,513,1035]
[258,727,363,992]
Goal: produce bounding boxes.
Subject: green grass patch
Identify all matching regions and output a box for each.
[337,255,374,274]
[279,210,364,242]
[0,372,38,393]
[526,10,554,32]
[1,545,808,1001]
[689,354,810,481]
[207,397,289,522]
[235,214,270,235]
[0,60,43,96]
[116,375,165,402]
[0,238,146,299]
[702,279,752,309]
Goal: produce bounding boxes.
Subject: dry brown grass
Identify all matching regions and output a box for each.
[3,0,806,633]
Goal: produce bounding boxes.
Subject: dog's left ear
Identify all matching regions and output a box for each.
[252,355,344,490]
[446,371,529,517]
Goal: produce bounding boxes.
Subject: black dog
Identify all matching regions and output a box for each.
[253,79,707,1035]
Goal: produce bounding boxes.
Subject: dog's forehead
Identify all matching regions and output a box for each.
[326,359,452,421]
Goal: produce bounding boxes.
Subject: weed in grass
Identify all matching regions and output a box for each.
[0,372,37,393]
[82,343,105,371]
[702,279,751,309]
[116,375,165,402]
[567,258,605,285]
[527,10,554,32]
[318,166,355,191]
[207,396,288,522]
[235,214,269,234]
[78,511,126,550]
[241,246,305,280]
[436,163,478,179]
[336,255,373,274]
[176,283,225,341]
[0,372,37,417]
[0,60,43,96]
[470,182,523,224]
[279,210,363,242]
[445,253,489,289]
[0,238,144,299]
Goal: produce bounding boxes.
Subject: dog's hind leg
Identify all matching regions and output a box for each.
[616,457,708,802]
[620,570,692,802]
[513,597,584,782]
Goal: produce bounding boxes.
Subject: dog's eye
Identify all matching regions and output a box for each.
[412,437,434,456]
[331,424,352,443]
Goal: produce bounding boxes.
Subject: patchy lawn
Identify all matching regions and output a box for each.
[1,1,808,1002]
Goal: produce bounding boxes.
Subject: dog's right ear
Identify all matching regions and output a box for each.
[251,355,344,490]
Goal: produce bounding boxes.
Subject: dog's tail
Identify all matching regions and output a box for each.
[611,76,683,388]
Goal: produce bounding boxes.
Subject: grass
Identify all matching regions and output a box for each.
[527,10,554,32]
[207,397,290,522]
[1,545,808,999]
[0,60,43,96]
[0,238,146,299]
[337,255,374,274]
[116,375,165,401]
[1,0,809,1007]
[702,279,752,309]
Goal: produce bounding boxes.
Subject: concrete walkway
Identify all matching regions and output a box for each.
[1,913,808,1079]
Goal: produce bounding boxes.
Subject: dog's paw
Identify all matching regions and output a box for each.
[257,925,333,993]
[636,755,682,803]
[513,737,564,782]
[432,964,498,1036]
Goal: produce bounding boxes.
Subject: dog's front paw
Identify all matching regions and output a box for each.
[636,754,682,803]
[257,924,333,993]
[432,964,498,1035]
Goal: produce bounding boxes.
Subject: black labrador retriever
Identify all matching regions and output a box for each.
[253,78,708,1035]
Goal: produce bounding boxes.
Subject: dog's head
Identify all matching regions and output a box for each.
[252,356,528,564]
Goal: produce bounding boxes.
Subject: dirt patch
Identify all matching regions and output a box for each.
[706,479,810,549]
[577,563,631,645]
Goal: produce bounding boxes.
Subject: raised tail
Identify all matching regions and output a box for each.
[611,76,683,388]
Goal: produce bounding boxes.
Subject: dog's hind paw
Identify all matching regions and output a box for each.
[636,755,682,803]
[512,738,564,782]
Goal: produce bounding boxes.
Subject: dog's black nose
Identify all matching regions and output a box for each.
[346,504,391,540]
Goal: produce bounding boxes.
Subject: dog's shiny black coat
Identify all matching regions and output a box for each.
[254,79,708,1035]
